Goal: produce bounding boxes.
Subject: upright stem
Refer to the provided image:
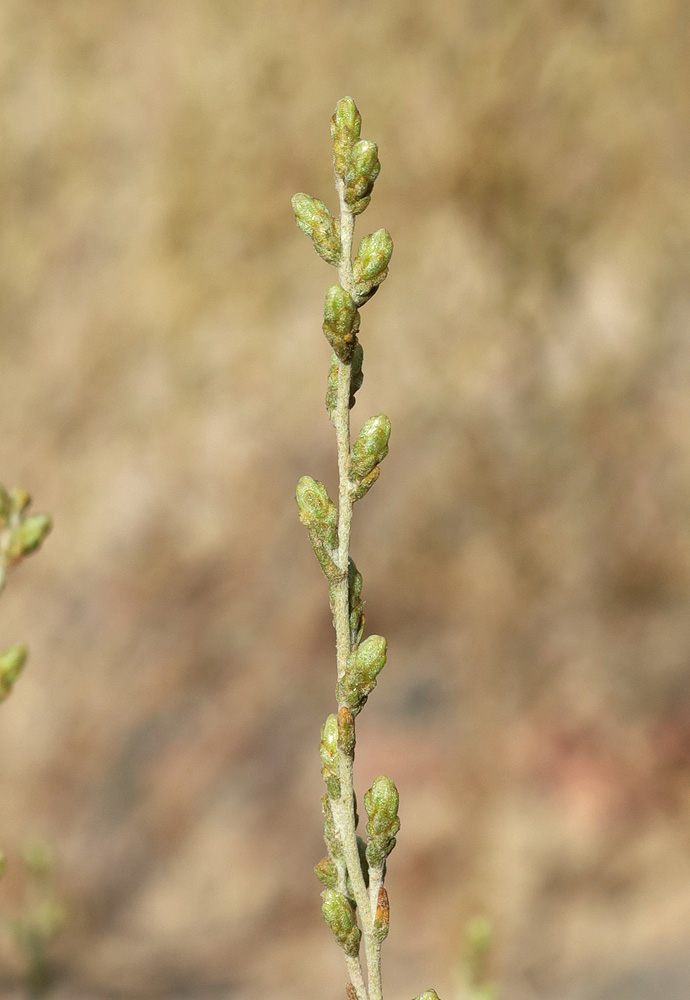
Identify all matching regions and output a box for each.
[330,178,384,1000]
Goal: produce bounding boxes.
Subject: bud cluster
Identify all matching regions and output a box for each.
[331,97,381,216]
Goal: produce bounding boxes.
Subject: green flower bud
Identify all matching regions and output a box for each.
[337,705,356,755]
[337,635,387,715]
[296,477,337,548]
[344,140,380,207]
[291,193,341,266]
[353,229,393,302]
[414,993,441,1000]
[6,514,52,564]
[320,713,341,798]
[314,856,339,889]
[321,888,361,957]
[331,97,362,179]
[364,775,400,867]
[0,643,28,702]
[354,229,393,283]
[348,559,364,646]
[296,477,341,581]
[350,414,391,481]
[323,285,360,363]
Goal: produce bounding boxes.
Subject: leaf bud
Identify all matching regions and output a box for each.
[350,414,391,481]
[337,635,387,715]
[296,477,337,549]
[347,559,364,645]
[344,140,380,207]
[6,514,52,564]
[350,195,372,217]
[414,993,442,1000]
[291,193,341,266]
[314,856,339,889]
[373,886,390,943]
[321,888,361,957]
[320,713,341,798]
[312,534,343,583]
[349,343,364,406]
[351,466,380,503]
[331,97,362,179]
[0,643,28,702]
[364,775,400,867]
[323,285,360,363]
[337,705,356,756]
[353,229,393,303]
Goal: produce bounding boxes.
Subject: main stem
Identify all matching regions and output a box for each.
[331,179,383,1000]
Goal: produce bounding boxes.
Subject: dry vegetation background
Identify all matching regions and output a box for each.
[1,1,690,998]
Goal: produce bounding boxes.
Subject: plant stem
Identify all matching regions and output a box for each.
[329,177,383,1000]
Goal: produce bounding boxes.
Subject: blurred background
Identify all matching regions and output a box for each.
[1,1,690,998]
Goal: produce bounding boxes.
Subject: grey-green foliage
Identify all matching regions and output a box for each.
[0,483,51,879]
[293,97,441,1000]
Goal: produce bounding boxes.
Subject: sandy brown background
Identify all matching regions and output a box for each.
[2,2,690,998]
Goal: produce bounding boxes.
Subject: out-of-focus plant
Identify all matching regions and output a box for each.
[10,841,66,999]
[0,483,51,879]
[456,917,498,1000]
[292,97,440,1000]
